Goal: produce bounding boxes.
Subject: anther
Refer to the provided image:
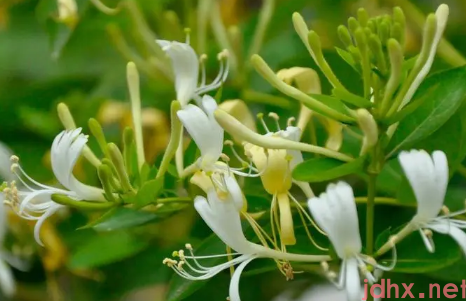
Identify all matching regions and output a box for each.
[172,250,179,257]
[10,163,19,173]
[327,271,337,280]
[10,155,19,163]
[320,261,329,272]
[287,117,296,127]
[224,140,234,146]
[217,49,229,60]
[268,112,281,130]
[178,250,186,261]
[185,243,193,250]
[177,261,185,270]
[184,28,191,44]
[423,229,433,238]
[220,153,230,162]
[200,54,208,63]
[256,113,270,133]
[442,205,450,216]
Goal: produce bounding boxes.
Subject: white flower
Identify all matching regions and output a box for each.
[157,40,229,106]
[399,149,466,254]
[177,95,224,171]
[0,201,15,297]
[1,128,105,245]
[164,171,329,301]
[308,182,394,301]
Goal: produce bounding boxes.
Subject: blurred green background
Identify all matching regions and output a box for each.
[1,0,466,300]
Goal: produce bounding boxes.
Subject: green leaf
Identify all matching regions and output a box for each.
[335,47,359,73]
[292,156,366,182]
[308,93,351,118]
[332,87,373,108]
[411,103,466,174]
[375,226,463,273]
[135,178,164,207]
[386,66,466,157]
[68,231,149,269]
[83,207,162,232]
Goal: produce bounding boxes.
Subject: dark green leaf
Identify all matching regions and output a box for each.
[83,207,161,232]
[68,231,149,269]
[135,178,164,207]
[386,66,466,157]
[375,226,463,273]
[292,156,366,182]
[335,47,359,73]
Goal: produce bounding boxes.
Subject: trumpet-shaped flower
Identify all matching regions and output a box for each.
[243,117,316,246]
[1,128,105,245]
[157,40,229,106]
[164,171,329,301]
[177,95,224,171]
[398,149,466,254]
[308,182,394,301]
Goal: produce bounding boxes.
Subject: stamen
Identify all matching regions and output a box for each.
[268,112,281,131]
[184,28,191,44]
[199,54,208,87]
[442,205,450,216]
[256,113,270,133]
[287,117,296,127]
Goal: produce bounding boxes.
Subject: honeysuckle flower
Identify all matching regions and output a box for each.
[243,116,319,247]
[177,95,224,172]
[1,128,105,245]
[0,201,15,297]
[308,182,395,301]
[397,149,466,255]
[157,39,229,106]
[164,171,330,301]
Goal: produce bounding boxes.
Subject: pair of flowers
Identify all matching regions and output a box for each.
[170,148,466,301]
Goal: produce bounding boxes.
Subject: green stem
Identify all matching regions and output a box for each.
[366,172,377,255]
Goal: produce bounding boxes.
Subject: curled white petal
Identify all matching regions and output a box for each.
[0,258,15,297]
[308,182,362,259]
[157,40,199,106]
[398,150,448,222]
[229,257,255,301]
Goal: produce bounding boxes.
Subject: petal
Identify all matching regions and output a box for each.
[156,40,199,105]
[309,182,361,258]
[0,259,15,297]
[429,222,466,257]
[229,256,255,301]
[224,174,244,211]
[0,199,6,244]
[0,142,14,181]
[345,257,362,301]
[34,204,62,246]
[177,104,223,168]
[398,150,444,221]
[194,193,253,254]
